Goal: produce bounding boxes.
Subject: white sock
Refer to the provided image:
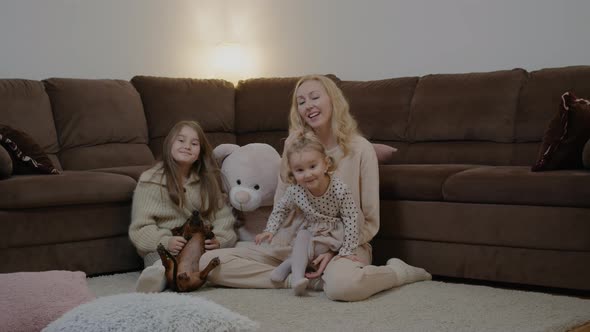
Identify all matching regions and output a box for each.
[386,258,432,285]
[135,264,166,293]
[292,278,309,296]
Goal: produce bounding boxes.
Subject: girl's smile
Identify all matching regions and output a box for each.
[289,149,331,197]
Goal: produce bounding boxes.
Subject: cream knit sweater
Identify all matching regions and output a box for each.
[129,163,237,261]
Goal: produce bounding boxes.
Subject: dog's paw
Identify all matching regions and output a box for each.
[211,257,221,266]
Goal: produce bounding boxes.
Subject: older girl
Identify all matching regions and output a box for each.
[129,120,237,292]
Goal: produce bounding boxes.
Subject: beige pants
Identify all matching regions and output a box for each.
[199,241,401,302]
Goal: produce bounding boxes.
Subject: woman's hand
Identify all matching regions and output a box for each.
[167,236,187,255]
[305,251,336,279]
[255,232,274,245]
[204,237,220,250]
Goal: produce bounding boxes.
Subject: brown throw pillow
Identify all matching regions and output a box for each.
[532,92,590,171]
[0,124,60,175]
[0,144,12,178]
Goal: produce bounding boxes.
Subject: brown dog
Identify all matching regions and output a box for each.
[156,211,220,292]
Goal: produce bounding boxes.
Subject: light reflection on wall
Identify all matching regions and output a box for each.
[210,42,257,85]
[193,1,259,85]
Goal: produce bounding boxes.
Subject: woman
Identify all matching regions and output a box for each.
[200,76,430,301]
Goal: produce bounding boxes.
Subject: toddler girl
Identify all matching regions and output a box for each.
[255,131,359,296]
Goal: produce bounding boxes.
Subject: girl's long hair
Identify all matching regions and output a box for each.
[161,120,224,219]
[288,75,359,156]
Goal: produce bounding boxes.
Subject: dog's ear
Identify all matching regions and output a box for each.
[204,222,215,239]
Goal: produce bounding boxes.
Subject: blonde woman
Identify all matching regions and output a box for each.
[201,76,430,301]
[129,120,237,292]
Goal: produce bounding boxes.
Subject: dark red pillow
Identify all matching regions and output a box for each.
[0,124,60,175]
[532,92,590,171]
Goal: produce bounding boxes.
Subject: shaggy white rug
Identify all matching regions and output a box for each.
[42,292,258,332]
[87,272,590,332]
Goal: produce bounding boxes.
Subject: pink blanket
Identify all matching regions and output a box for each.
[0,270,95,332]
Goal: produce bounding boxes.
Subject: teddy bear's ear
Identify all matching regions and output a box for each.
[213,144,240,165]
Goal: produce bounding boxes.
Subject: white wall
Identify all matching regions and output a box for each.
[1,0,589,81]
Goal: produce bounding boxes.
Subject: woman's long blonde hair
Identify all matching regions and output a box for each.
[161,120,224,219]
[288,75,359,156]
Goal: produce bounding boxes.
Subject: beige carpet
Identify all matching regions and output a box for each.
[87,272,590,332]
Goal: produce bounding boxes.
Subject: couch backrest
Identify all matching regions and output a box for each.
[0,79,62,170]
[4,66,589,170]
[340,65,590,166]
[234,77,298,152]
[131,76,236,160]
[43,78,154,170]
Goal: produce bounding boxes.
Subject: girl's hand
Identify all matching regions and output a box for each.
[204,237,220,250]
[305,251,336,279]
[255,232,273,245]
[167,236,187,255]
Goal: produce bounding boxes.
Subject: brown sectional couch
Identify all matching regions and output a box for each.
[1,66,589,292]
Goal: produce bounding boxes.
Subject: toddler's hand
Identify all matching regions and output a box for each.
[255,232,273,245]
[168,236,187,255]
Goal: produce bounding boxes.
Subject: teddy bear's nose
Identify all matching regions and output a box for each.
[235,191,251,204]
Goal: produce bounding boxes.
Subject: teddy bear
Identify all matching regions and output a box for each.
[213,143,281,242]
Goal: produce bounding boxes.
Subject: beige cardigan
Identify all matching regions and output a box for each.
[129,163,237,263]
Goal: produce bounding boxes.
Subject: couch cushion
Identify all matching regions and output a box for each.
[58,143,154,171]
[380,164,479,200]
[1,204,134,249]
[90,165,153,181]
[584,139,590,169]
[236,77,301,134]
[379,201,590,252]
[443,166,590,208]
[44,78,153,170]
[403,141,514,165]
[407,69,526,143]
[235,75,340,134]
[339,77,418,141]
[0,79,61,166]
[0,144,12,178]
[0,171,136,209]
[516,65,590,142]
[131,76,235,156]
